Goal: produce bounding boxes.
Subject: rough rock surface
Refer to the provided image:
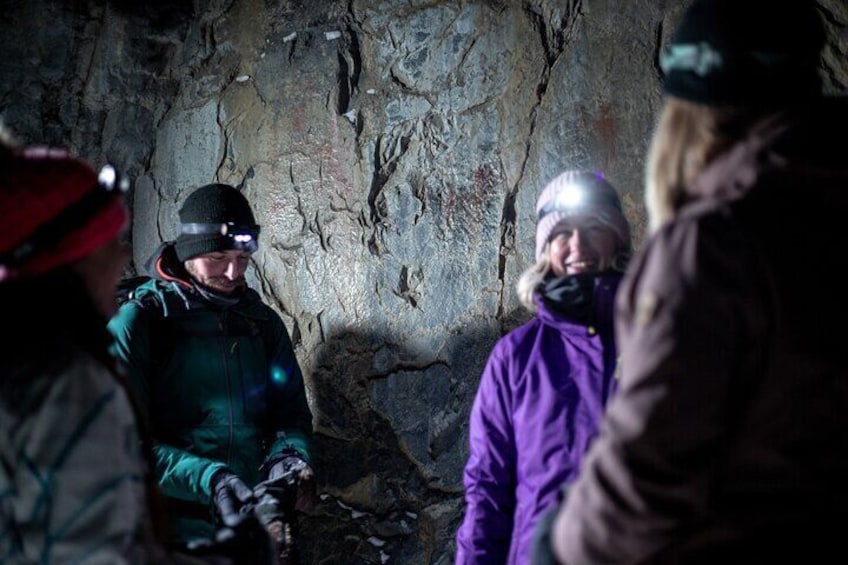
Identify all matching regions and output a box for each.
[2,1,846,562]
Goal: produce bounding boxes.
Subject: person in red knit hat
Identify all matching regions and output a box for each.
[0,125,161,563]
[0,125,274,564]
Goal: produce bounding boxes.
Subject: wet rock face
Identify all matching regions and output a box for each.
[2,0,846,562]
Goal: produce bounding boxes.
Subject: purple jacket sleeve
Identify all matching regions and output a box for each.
[455,344,517,564]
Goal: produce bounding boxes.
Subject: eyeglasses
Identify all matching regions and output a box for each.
[0,164,129,267]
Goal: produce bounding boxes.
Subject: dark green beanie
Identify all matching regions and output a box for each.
[661,0,824,107]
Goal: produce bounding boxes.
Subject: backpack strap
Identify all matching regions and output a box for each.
[116,275,154,307]
[123,281,175,372]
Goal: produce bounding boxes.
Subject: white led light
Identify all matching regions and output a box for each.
[98,165,116,188]
[555,183,584,208]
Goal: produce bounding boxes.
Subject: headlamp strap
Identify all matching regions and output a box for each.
[180,222,260,237]
[537,191,622,222]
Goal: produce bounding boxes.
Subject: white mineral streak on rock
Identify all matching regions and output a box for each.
[367,536,386,547]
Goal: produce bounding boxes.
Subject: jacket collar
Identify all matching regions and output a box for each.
[534,271,622,332]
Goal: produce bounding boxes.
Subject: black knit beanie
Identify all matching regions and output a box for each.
[174,183,260,262]
[661,0,824,106]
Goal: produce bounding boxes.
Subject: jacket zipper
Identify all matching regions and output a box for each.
[220,316,235,466]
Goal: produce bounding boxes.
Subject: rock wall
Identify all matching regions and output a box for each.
[2,0,846,562]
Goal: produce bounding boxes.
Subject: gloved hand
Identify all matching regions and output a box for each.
[210,469,256,527]
[183,511,278,565]
[259,454,316,511]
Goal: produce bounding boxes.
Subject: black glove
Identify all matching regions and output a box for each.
[258,454,316,512]
[210,470,255,527]
[184,511,278,565]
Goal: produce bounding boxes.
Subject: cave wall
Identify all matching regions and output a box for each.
[2,0,847,562]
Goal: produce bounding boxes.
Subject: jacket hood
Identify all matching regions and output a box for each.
[145,242,193,288]
[138,241,260,312]
[691,97,848,204]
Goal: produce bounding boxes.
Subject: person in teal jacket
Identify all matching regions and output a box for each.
[109,182,315,547]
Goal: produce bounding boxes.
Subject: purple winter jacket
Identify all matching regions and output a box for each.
[455,272,622,564]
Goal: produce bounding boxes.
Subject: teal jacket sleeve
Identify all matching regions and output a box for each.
[108,302,225,504]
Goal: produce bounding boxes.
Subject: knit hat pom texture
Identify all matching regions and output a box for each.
[0,147,127,281]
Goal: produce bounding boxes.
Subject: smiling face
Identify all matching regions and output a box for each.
[547,216,618,277]
[184,249,252,294]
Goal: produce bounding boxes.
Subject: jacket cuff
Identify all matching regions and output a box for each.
[200,462,229,502]
[260,447,305,478]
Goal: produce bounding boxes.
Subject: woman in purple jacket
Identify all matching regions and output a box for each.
[455,170,632,564]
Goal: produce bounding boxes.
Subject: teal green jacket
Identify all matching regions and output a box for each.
[108,249,313,543]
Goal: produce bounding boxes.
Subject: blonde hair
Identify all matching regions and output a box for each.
[516,254,551,312]
[645,98,758,232]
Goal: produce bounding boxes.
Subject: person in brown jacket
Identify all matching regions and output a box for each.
[533,0,848,563]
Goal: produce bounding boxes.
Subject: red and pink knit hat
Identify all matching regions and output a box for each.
[0,146,128,281]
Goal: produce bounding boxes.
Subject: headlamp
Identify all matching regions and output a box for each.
[180,222,261,253]
[537,179,622,222]
[97,164,130,194]
[660,42,724,77]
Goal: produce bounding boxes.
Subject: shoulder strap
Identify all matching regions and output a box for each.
[115,275,153,307]
[122,280,173,369]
